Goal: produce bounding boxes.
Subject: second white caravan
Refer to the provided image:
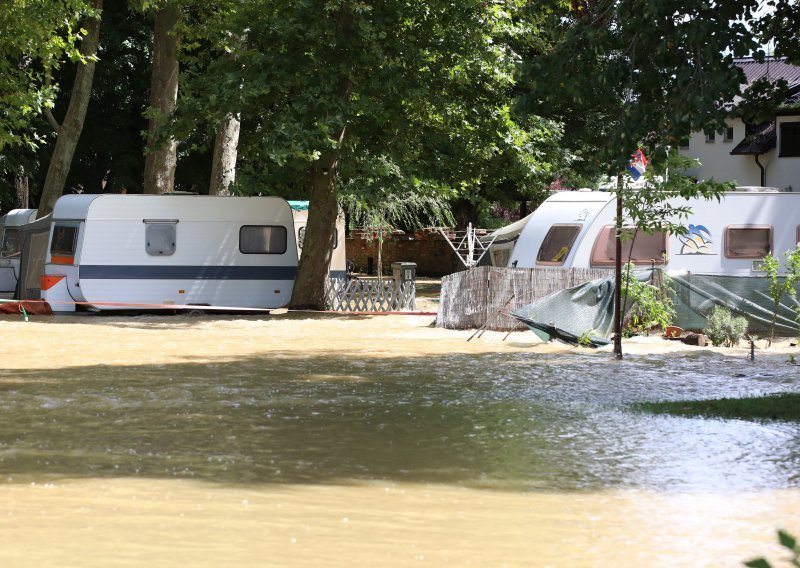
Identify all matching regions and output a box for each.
[506,188,800,276]
[41,194,299,312]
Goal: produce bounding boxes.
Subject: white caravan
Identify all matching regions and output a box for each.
[41,194,298,312]
[0,208,37,296]
[505,188,800,276]
[288,200,347,278]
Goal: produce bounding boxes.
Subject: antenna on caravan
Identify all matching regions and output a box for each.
[439,223,497,268]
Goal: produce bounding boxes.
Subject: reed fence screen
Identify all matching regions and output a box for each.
[436,266,614,331]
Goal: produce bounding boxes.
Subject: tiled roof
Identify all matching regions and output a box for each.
[730,121,776,155]
[734,58,800,87]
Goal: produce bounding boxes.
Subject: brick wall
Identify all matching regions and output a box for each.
[346,229,464,277]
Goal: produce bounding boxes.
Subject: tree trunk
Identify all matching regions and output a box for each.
[36,0,102,218]
[288,149,341,310]
[289,7,353,310]
[208,113,240,196]
[452,198,480,230]
[143,4,180,195]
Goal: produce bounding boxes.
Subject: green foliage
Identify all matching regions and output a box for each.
[340,191,454,233]
[577,331,593,347]
[634,393,800,423]
[517,0,767,176]
[620,264,674,336]
[174,0,564,213]
[745,529,800,568]
[703,305,748,347]
[624,152,731,239]
[763,246,800,346]
[0,0,97,150]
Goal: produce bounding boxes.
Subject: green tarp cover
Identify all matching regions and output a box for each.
[510,274,618,346]
[670,273,800,335]
[511,270,800,344]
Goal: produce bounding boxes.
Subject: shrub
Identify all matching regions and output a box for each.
[704,305,748,347]
[621,264,675,336]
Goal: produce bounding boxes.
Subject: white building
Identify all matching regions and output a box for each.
[681,58,800,190]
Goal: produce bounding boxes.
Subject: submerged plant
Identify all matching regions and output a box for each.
[620,264,675,336]
[704,305,748,347]
[578,330,593,347]
[763,247,800,346]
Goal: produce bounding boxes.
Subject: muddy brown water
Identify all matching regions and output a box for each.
[0,313,798,566]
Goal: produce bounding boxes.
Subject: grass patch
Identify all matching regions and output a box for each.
[633,392,800,422]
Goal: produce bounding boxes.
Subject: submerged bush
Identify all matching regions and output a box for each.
[621,265,675,336]
[704,305,748,347]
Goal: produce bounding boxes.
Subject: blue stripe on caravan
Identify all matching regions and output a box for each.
[80,265,298,280]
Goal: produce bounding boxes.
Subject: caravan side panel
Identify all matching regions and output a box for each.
[44,195,298,311]
[81,196,297,309]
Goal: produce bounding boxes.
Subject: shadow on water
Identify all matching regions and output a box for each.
[0,349,799,491]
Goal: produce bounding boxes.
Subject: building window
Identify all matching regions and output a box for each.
[145,221,177,256]
[537,224,582,265]
[780,122,800,157]
[723,126,734,142]
[240,225,287,254]
[705,131,716,143]
[590,226,668,266]
[0,228,20,257]
[724,226,772,258]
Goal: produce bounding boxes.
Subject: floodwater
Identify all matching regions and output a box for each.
[0,312,798,567]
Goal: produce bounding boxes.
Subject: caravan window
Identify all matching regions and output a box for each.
[50,224,78,264]
[590,226,667,266]
[297,226,338,250]
[537,224,581,265]
[724,226,772,258]
[240,225,287,254]
[1,228,20,257]
[145,222,177,256]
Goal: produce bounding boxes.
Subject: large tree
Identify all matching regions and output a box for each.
[175,0,560,309]
[143,2,181,194]
[37,0,103,218]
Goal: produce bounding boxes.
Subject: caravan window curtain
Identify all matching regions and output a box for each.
[724,226,772,258]
[590,226,667,266]
[240,225,288,254]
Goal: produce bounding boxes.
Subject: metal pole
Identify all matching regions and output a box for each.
[614,181,623,359]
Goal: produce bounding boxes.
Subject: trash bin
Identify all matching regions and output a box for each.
[392,262,417,311]
[392,262,417,286]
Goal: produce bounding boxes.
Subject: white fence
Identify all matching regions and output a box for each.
[325,277,416,312]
